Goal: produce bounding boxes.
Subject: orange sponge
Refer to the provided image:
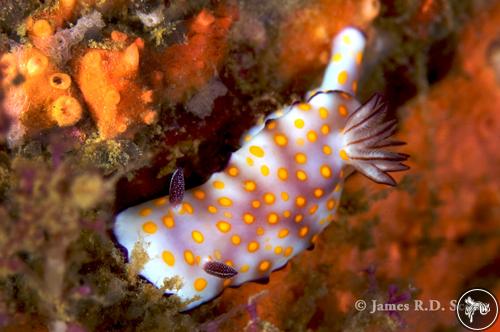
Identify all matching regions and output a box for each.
[74,36,155,138]
[0,47,83,140]
[150,6,238,104]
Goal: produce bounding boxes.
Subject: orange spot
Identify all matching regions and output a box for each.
[248,241,259,252]
[139,208,152,217]
[332,53,342,62]
[162,215,175,228]
[309,204,318,215]
[249,145,265,157]
[274,133,288,146]
[277,168,288,181]
[243,213,255,224]
[356,51,363,65]
[240,264,250,273]
[327,199,336,210]
[213,181,225,189]
[162,251,175,266]
[184,250,195,265]
[231,235,241,245]
[227,166,239,177]
[299,226,309,237]
[295,153,307,164]
[258,260,271,271]
[294,118,305,128]
[181,202,194,214]
[194,278,207,291]
[338,105,348,116]
[251,200,261,208]
[216,221,231,233]
[307,130,318,142]
[256,227,265,236]
[274,246,283,255]
[192,230,204,243]
[266,120,277,130]
[263,193,276,204]
[194,190,206,200]
[246,157,254,166]
[218,197,233,207]
[314,188,324,198]
[323,145,332,155]
[321,124,330,135]
[312,234,319,244]
[320,165,332,178]
[260,165,270,176]
[283,210,291,218]
[298,103,312,111]
[296,196,307,207]
[267,213,279,224]
[281,192,289,201]
[154,197,167,206]
[278,229,289,238]
[284,247,294,257]
[208,205,217,214]
[339,149,349,160]
[295,214,304,223]
[296,170,308,181]
[244,181,257,192]
[142,221,157,234]
[319,107,329,119]
[338,70,348,85]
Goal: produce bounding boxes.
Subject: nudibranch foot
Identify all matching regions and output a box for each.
[342,93,409,186]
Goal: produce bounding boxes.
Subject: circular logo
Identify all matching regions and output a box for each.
[456,288,498,331]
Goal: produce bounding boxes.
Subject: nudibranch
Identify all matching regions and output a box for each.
[114,27,408,310]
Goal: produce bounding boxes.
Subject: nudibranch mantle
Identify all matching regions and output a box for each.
[114,27,408,310]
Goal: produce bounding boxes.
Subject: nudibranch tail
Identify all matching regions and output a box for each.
[320,27,366,96]
[341,93,409,186]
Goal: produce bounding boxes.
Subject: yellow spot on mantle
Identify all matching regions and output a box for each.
[142,221,157,234]
[248,241,259,252]
[249,145,265,157]
[216,221,231,233]
[339,149,349,161]
[338,70,348,85]
[139,208,152,217]
[192,230,204,243]
[162,251,175,266]
[194,278,207,291]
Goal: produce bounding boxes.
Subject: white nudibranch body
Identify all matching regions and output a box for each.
[114,27,408,310]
